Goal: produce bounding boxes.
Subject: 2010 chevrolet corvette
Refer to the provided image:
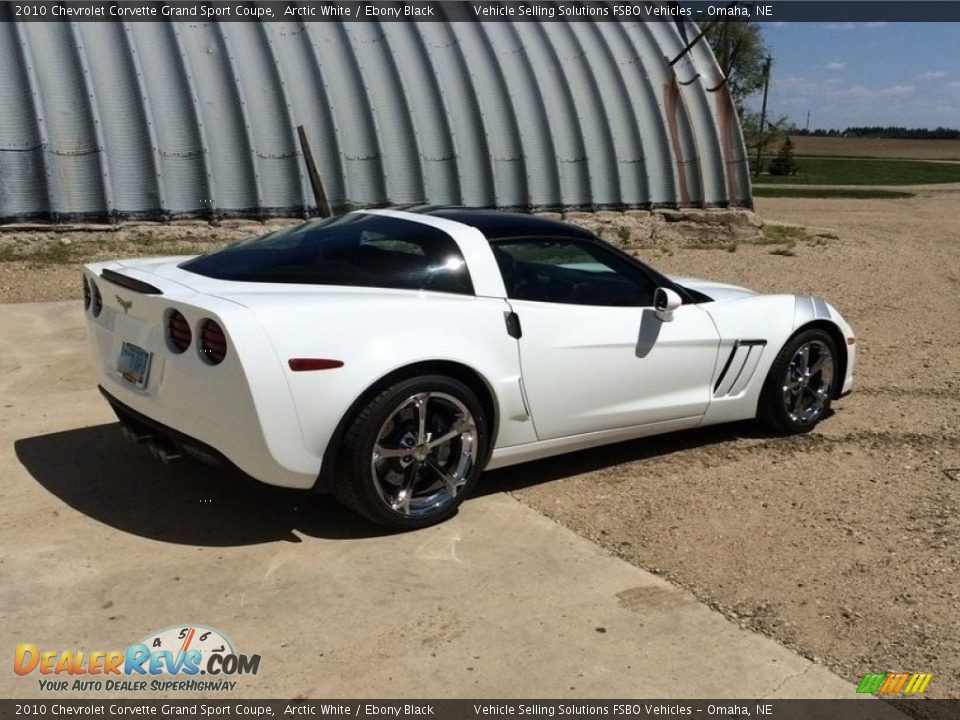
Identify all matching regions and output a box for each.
[83,208,855,529]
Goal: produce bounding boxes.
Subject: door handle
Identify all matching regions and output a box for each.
[504,311,522,339]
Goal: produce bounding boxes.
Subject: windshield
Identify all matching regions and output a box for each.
[181,213,474,295]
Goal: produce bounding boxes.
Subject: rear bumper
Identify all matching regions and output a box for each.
[101,386,246,474]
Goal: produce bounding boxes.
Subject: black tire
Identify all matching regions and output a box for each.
[758,328,838,435]
[332,375,489,531]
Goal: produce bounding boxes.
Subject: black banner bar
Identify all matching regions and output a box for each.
[5,1,960,23]
[3,700,960,720]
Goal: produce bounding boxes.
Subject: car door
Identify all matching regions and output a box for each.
[493,238,720,441]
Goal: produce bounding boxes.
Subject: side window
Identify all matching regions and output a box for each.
[493,239,658,307]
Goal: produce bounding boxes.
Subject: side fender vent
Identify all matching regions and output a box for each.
[714,340,767,397]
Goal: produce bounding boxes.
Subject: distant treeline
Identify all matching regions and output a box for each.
[796,127,960,140]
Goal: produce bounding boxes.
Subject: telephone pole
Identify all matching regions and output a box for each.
[754,55,773,177]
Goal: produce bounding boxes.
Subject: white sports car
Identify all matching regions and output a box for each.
[83,208,855,529]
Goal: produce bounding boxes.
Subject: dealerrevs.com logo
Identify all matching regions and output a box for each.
[14,625,261,693]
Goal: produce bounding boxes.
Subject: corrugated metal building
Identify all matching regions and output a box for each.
[0,15,751,222]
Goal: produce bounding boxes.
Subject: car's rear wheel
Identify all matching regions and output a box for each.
[333,375,488,530]
[758,329,837,434]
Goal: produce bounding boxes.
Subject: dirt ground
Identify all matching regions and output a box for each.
[1,189,958,700]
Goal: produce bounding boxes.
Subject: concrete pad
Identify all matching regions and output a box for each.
[1,301,861,699]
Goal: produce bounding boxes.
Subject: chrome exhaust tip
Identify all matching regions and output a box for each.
[146,439,160,460]
[120,423,183,464]
[142,437,183,465]
[120,424,155,445]
[156,445,183,465]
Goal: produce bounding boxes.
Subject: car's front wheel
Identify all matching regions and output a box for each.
[333,375,488,530]
[758,328,838,434]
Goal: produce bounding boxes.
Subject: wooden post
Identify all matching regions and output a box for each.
[297,125,331,218]
[754,55,772,178]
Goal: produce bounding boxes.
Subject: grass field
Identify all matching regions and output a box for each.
[752,187,914,199]
[757,156,960,186]
[788,135,960,160]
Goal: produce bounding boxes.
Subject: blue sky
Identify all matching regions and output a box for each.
[744,23,960,129]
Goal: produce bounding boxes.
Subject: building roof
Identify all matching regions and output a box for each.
[0,17,751,223]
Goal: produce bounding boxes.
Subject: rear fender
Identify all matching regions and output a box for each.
[246,291,536,482]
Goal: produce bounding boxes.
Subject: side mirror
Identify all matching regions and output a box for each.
[653,287,682,322]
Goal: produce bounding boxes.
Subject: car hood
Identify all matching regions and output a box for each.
[669,275,758,301]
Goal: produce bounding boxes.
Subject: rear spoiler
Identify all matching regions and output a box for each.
[100,268,163,295]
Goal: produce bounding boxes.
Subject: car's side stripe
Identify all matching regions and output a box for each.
[795,294,831,328]
[813,296,831,319]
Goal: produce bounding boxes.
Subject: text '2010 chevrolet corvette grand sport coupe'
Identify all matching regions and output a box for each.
[83,208,855,529]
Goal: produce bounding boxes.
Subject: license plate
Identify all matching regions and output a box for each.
[118,342,152,388]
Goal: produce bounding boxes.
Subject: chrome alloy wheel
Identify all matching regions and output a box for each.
[371,392,479,518]
[782,339,834,425]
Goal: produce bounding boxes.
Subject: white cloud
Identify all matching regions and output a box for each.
[780,80,871,100]
[838,85,876,100]
[918,71,947,80]
[826,62,846,71]
[825,22,889,30]
[878,85,915,96]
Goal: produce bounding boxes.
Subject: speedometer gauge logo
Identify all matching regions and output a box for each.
[141,625,236,673]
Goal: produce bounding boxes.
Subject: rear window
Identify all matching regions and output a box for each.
[181,213,473,295]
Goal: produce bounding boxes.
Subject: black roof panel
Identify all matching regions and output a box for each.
[420,208,595,241]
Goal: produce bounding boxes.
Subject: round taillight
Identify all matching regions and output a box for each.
[166,309,192,353]
[90,280,102,317]
[199,319,227,365]
[82,275,91,311]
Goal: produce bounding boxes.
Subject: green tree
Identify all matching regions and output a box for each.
[740,110,789,158]
[767,136,799,176]
[706,22,771,110]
